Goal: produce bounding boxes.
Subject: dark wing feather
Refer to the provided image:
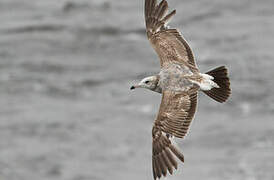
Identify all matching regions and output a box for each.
[145,0,198,71]
[152,131,179,180]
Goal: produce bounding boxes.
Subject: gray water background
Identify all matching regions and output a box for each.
[0,0,274,180]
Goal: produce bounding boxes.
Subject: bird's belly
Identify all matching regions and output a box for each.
[159,64,195,92]
[159,75,194,92]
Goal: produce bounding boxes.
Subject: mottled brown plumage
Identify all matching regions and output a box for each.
[138,0,231,179]
[155,91,198,138]
[145,0,198,71]
[145,1,201,179]
[151,91,197,179]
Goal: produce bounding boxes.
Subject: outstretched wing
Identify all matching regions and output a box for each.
[145,0,198,71]
[154,90,198,139]
[151,90,198,179]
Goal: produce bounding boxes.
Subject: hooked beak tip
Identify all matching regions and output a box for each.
[130,86,135,90]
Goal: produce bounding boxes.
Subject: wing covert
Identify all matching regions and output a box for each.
[154,90,197,139]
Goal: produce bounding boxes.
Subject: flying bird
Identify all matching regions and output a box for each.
[131,0,231,179]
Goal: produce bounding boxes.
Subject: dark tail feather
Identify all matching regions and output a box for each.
[152,132,184,180]
[203,66,231,103]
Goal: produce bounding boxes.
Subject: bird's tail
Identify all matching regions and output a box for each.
[152,132,184,180]
[202,66,231,103]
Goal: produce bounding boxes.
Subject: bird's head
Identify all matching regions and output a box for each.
[130,76,159,92]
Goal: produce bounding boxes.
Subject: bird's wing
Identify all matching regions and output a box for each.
[154,90,198,139]
[145,0,198,71]
[151,90,197,179]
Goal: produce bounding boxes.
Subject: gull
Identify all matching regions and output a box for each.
[130,0,231,179]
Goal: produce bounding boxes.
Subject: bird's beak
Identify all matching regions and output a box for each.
[130,85,141,90]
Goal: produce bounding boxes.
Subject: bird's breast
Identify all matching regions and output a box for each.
[159,63,195,92]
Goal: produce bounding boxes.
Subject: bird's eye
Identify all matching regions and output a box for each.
[145,81,150,84]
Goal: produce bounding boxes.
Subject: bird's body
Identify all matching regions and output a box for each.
[159,62,198,92]
[135,63,219,94]
[130,0,231,179]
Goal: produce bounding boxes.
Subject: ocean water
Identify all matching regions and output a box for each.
[0,0,274,180]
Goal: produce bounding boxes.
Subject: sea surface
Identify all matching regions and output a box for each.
[0,0,274,180]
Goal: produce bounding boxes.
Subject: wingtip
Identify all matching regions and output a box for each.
[145,0,177,34]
